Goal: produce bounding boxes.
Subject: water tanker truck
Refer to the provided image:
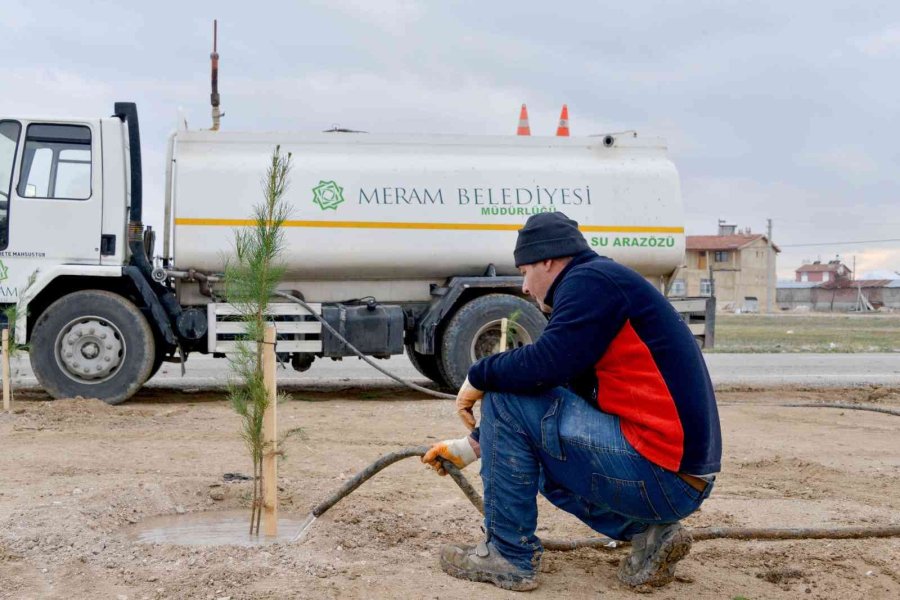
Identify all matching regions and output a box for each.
[0,103,710,403]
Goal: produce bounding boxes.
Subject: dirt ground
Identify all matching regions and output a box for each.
[1,384,899,599]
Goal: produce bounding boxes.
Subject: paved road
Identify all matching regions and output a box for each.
[6,352,900,393]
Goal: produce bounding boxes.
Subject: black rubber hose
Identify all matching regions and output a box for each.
[300,446,900,551]
[273,292,456,401]
[308,445,482,518]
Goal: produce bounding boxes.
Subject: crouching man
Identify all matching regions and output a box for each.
[423,212,721,591]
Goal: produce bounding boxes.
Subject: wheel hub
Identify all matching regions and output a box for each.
[57,318,125,382]
[470,319,534,361]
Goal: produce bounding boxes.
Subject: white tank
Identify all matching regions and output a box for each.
[169,131,684,296]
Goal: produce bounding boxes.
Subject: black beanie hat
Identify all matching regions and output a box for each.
[514,211,591,267]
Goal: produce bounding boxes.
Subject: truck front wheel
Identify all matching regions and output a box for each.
[30,290,156,405]
[438,294,547,390]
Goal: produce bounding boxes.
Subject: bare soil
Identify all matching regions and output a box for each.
[1,385,899,599]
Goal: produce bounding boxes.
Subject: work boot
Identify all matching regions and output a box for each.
[617,522,692,587]
[440,540,538,591]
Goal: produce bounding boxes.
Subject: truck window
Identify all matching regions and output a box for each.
[17,123,92,201]
[0,121,22,251]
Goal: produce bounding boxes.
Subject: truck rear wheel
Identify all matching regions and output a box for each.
[405,343,451,389]
[438,294,547,390]
[30,290,156,405]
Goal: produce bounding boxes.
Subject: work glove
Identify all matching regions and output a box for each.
[422,436,479,476]
[456,377,484,431]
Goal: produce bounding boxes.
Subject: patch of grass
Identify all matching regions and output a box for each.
[710,313,900,353]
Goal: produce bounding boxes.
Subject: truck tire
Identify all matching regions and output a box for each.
[29,290,156,405]
[438,294,547,390]
[148,348,166,380]
[405,343,451,389]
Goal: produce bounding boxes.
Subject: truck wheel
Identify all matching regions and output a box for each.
[148,346,167,380]
[438,294,547,390]
[405,343,451,389]
[30,290,156,405]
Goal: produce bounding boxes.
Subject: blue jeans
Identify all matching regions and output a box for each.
[479,387,715,573]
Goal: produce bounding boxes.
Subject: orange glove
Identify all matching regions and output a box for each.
[456,377,484,431]
[422,436,479,476]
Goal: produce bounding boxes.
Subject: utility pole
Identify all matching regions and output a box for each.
[766,218,774,313]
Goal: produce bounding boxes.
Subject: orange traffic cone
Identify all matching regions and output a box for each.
[517,104,531,136]
[556,104,570,137]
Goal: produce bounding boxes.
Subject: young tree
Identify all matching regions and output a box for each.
[2,273,36,409]
[225,146,292,535]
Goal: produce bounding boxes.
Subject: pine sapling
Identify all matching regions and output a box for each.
[224,146,293,535]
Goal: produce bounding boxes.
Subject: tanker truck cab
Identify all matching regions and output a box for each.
[1,106,167,404]
[2,102,709,405]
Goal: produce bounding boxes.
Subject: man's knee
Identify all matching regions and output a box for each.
[481,389,563,439]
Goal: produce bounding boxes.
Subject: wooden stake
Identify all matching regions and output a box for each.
[498,318,509,354]
[261,324,278,536]
[2,329,10,413]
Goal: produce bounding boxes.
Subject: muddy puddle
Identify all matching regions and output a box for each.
[128,511,311,546]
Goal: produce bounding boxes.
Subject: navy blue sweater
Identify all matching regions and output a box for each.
[468,251,721,475]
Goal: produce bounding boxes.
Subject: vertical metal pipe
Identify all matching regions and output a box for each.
[162,132,176,265]
[210,19,221,131]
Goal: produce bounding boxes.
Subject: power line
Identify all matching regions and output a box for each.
[779,238,900,248]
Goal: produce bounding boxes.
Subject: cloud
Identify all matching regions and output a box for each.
[853,26,900,57]
[2,68,114,116]
[3,0,34,28]
[801,145,881,181]
[315,0,424,33]
[854,248,900,277]
[216,71,531,134]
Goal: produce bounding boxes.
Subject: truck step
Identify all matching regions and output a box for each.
[207,302,324,354]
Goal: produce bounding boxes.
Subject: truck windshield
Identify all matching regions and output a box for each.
[0,121,22,250]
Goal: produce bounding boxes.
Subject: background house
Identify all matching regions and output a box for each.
[673,221,780,313]
[795,258,851,283]
[778,278,900,311]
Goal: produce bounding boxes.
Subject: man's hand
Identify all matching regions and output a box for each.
[422,436,479,476]
[456,377,484,430]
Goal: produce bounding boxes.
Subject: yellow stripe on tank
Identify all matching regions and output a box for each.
[174,218,684,235]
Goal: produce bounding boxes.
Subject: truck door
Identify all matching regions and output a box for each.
[6,121,102,267]
[0,121,19,253]
[0,120,23,305]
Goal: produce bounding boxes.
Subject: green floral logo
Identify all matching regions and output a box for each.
[312,180,345,210]
[0,260,8,283]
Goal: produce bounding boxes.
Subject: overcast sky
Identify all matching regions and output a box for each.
[3,0,898,278]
